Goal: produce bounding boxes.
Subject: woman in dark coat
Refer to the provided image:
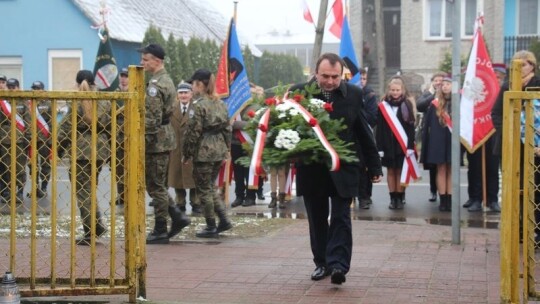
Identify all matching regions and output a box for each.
[376,76,416,210]
[421,77,452,211]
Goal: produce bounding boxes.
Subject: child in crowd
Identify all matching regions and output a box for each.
[376,76,416,210]
[420,77,453,211]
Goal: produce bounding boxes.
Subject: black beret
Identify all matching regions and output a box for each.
[138,43,165,60]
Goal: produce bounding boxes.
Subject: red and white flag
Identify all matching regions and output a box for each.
[301,0,314,24]
[328,0,344,39]
[460,15,499,153]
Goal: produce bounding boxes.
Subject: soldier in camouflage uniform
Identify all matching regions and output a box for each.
[0,78,30,204]
[112,68,128,206]
[58,70,109,246]
[28,81,52,198]
[139,44,190,244]
[183,68,232,238]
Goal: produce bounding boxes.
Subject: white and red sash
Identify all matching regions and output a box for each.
[248,109,271,189]
[30,101,50,138]
[0,99,25,131]
[234,114,253,145]
[431,99,453,133]
[285,165,296,196]
[379,101,420,185]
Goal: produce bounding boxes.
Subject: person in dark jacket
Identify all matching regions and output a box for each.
[356,69,378,209]
[289,53,383,285]
[417,71,446,203]
[420,77,453,211]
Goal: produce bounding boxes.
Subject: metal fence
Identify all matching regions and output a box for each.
[0,66,146,302]
[501,60,540,303]
[504,35,540,65]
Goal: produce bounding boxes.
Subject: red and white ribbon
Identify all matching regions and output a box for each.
[30,101,50,138]
[0,99,25,131]
[282,98,340,171]
[431,99,453,133]
[215,160,233,187]
[234,114,253,145]
[248,109,271,189]
[378,101,420,185]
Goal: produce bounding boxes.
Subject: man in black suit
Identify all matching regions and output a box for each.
[289,53,383,285]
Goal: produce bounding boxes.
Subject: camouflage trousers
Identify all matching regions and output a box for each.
[146,152,173,221]
[69,159,104,227]
[193,161,224,220]
[28,141,51,188]
[0,142,28,195]
[108,134,125,205]
[174,188,200,208]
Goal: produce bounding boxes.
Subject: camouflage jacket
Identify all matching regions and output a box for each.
[0,99,31,145]
[58,99,111,161]
[183,96,231,162]
[145,68,176,153]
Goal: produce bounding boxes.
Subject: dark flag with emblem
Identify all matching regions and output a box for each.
[339,15,361,87]
[215,18,252,118]
[93,28,119,91]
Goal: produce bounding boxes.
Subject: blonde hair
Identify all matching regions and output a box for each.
[435,83,451,126]
[384,76,417,123]
[513,50,537,72]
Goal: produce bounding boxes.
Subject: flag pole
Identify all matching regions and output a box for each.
[222,1,238,207]
[481,145,487,211]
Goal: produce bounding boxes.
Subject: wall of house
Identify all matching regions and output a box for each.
[0,0,99,89]
[112,40,143,71]
[400,0,504,89]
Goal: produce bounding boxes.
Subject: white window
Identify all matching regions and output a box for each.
[0,57,23,85]
[48,50,82,91]
[425,0,482,40]
[518,0,540,35]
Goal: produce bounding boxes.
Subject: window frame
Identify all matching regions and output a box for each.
[0,57,23,86]
[423,0,483,41]
[517,0,540,35]
[47,49,83,91]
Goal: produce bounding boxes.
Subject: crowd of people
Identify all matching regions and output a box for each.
[1,42,525,285]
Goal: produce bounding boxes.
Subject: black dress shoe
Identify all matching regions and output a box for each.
[231,197,244,208]
[310,266,329,281]
[462,200,473,208]
[429,192,437,202]
[330,268,346,285]
[242,198,256,207]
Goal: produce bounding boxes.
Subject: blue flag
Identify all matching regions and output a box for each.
[216,19,252,118]
[339,15,361,87]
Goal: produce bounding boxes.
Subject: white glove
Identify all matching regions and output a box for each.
[378,151,384,158]
[406,149,415,157]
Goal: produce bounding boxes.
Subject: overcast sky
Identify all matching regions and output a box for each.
[205,0,338,42]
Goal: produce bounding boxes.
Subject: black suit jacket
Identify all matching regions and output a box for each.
[289,80,383,198]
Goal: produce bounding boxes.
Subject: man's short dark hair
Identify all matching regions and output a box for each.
[315,53,344,74]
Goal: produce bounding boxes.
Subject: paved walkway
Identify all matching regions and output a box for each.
[136,219,500,304]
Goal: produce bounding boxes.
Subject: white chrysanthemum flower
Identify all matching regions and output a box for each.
[309,98,325,108]
[276,103,292,112]
[289,109,300,116]
[274,129,300,150]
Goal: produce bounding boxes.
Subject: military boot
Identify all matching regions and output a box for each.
[196,218,218,238]
[278,192,286,209]
[76,213,107,246]
[168,205,191,238]
[216,207,232,233]
[231,195,244,208]
[146,218,169,244]
[268,192,277,208]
